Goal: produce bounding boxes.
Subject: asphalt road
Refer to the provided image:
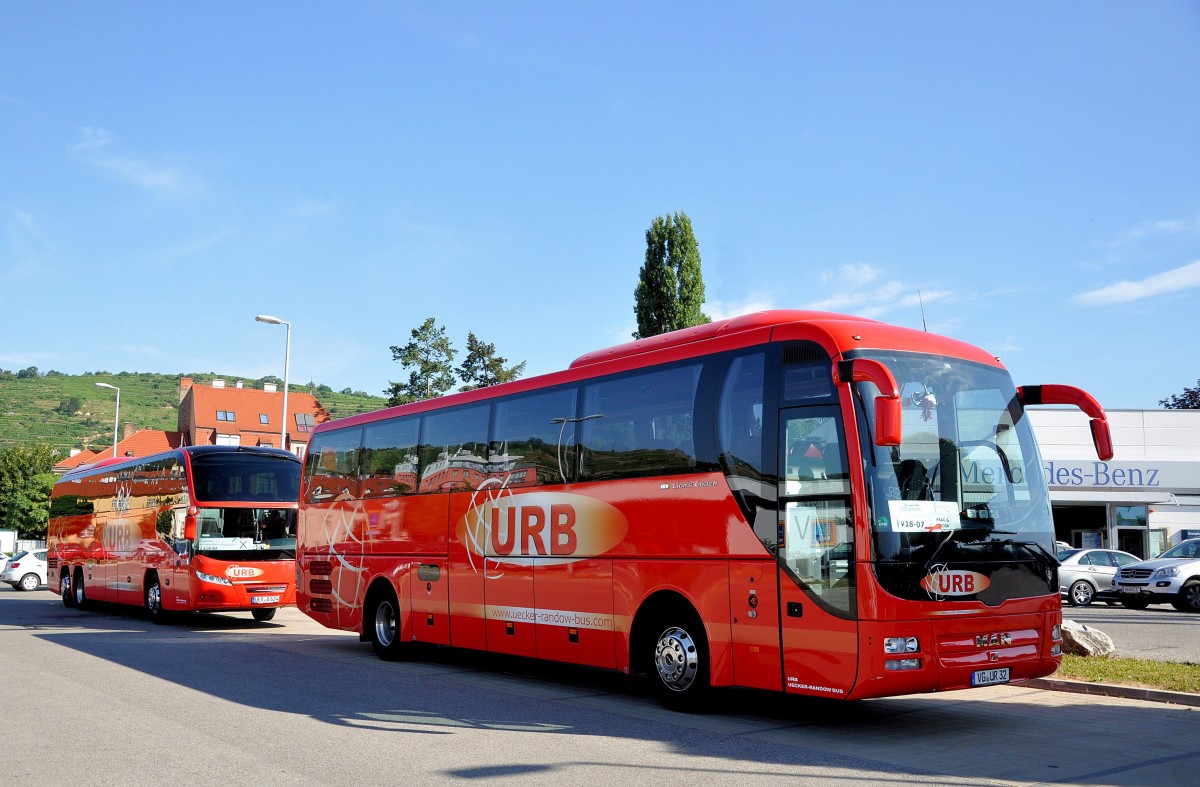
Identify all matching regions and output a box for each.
[1060,600,1200,661]
[2,588,1197,786]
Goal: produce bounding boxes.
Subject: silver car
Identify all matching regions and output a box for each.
[1113,538,1200,612]
[1057,548,1140,607]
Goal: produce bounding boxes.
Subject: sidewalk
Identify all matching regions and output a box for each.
[1028,676,1200,707]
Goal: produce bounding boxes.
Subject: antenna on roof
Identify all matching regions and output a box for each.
[918,289,928,332]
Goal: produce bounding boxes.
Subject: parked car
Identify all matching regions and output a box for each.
[1113,538,1200,612]
[1,548,48,591]
[1057,547,1140,606]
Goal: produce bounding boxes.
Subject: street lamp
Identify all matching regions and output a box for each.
[95,382,120,458]
[255,314,291,450]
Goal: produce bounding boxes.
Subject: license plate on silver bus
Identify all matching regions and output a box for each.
[972,668,1010,687]
[251,595,280,605]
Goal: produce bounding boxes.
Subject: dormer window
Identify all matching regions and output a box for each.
[295,413,315,433]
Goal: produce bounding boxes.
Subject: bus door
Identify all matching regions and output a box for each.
[777,407,859,698]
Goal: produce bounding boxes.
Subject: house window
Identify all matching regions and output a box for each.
[216,410,236,422]
[215,433,241,446]
[295,413,315,433]
[260,414,269,425]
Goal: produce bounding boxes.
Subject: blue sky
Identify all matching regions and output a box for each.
[3,3,1199,409]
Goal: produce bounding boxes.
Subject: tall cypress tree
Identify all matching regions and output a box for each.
[634,211,709,339]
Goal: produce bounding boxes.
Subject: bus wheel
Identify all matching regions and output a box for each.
[650,613,710,711]
[144,574,169,623]
[60,572,75,608]
[72,568,88,611]
[252,608,277,622]
[368,586,406,661]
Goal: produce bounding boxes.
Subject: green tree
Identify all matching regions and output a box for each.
[633,211,710,339]
[1161,380,1200,409]
[55,396,82,416]
[0,443,58,539]
[386,317,457,406]
[457,332,527,391]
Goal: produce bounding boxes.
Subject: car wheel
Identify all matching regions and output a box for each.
[1121,598,1150,610]
[1171,580,1200,613]
[1068,580,1095,607]
[18,573,39,591]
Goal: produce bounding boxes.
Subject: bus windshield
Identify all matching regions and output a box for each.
[852,350,1055,571]
[193,507,297,559]
[190,450,301,503]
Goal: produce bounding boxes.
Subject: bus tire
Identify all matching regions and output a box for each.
[73,567,88,611]
[252,608,278,622]
[648,609,710,712]
[144,573,170,624]
[60,571,75,608]
[367,584,406,662]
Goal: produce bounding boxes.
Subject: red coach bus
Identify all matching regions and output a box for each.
[49,446,301,622]
[297,310,1112,707]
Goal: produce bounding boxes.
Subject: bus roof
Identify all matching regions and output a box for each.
[316,310,1004,436]
[58,445,299,482]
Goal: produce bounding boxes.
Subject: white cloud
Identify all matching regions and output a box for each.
[704,294,776,321]
[1110,215,1200,245]
[72,127,194,196]
[1074,260,1200,305]
[820,262,880,288]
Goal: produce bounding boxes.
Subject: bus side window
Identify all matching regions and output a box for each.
[418,404,490,493]
[578,363,702,481]
[491,387,577,487]
[303,426,363,502]
[361,417,420,497]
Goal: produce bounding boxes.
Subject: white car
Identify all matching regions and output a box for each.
[1113,538,1200,612]
[1,548,48,591]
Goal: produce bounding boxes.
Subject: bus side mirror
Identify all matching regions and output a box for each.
[184,507,198,541]
[835,359,902,447]
[1017,384,1114,461]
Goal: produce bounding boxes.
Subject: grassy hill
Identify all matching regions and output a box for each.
[0,371,387,454]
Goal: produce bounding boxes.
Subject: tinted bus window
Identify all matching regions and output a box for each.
[304,428,363,502]
[718,352,766,477]
[419,404,490,493]
[579,363,702,481]
[491,387,578,487]
[361,417,420,497]
[192,451,303,503]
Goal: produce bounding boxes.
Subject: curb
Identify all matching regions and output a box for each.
[1027,677,1200,708]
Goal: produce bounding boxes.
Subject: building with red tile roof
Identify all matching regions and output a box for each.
[53,377,330,474]
[177,377,330,456]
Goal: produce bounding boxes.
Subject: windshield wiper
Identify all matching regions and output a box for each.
[999,537,1060,571]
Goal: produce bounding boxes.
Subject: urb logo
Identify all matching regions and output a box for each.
[458,488,627,576]
[921,566,991,600]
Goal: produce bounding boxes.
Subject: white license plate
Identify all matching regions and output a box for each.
[251,595,280,605]
[1121,586,1141,594]
[971,668,1010,687]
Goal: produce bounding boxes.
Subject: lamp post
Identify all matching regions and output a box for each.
[255,314,291,450]
[95,382,120,457]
